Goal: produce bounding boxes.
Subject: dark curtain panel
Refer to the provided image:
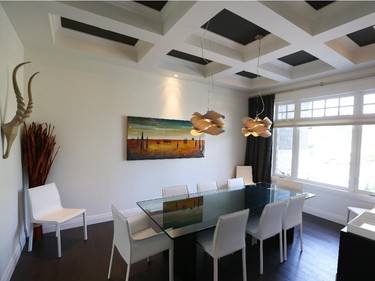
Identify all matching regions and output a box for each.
[244,94,275,183]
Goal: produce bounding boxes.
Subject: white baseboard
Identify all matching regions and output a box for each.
[42,207,140,233]
[304,205,346,226]
[1,238,24,281]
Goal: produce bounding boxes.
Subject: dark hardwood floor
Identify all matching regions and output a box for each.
[11,213,344,281]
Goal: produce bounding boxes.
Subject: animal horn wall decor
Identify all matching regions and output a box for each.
[1,61,39,159]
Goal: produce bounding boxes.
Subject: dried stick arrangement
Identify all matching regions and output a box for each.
[22,122,60,188]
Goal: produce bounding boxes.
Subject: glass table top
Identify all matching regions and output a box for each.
[137,182,312,239]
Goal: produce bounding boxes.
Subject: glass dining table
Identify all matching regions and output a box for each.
[137,182,313,239]
[136,182,314,281]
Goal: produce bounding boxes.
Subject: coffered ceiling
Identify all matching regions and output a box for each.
[2,1,375,93]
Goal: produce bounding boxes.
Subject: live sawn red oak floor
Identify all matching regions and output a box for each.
[11,213,343,281]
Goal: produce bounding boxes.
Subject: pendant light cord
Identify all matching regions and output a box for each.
[255,35,265,118]
[200,21,214,111]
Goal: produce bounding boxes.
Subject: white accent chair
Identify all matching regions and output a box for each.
[197,181,218,193]
[27,182,87,258]
[227,177,245,189]
[236,166,255,185]
[196,209,249,281]
[162,185,189,198]
[276,178,304,192]
[246,200,286,275]
[282,194,306,261]
[108,205,174,281]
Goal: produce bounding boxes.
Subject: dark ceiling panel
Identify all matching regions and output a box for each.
[236,71,258,79]
[306,1,335,10]
[347,26,375,47]
[201,9,270,45]
[278,50,318,66]
[136,1,167,11]
[167,50,212,65]
[61,17,138,46]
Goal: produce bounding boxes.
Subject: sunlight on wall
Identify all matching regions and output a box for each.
[162,77,184,120]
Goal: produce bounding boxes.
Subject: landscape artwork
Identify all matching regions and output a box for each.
[126,116,205,160]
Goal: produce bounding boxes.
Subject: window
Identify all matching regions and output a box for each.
[274,127,293,176]
[300,96,354,118]
[297,126,352,187]
[363,93,375,114]
[358,125,375,193]
[273,89,375,194]
[276,103,295,120]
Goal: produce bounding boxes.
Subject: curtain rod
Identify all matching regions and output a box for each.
[264,71,375,96]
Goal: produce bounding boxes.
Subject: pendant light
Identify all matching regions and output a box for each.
[190,21,225,137]
[241,35,272,138]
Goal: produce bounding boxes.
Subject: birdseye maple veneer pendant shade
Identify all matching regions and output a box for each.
[242,35,272,139]
[190,110,225,136]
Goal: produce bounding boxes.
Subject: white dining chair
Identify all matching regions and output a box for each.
[236,166,255,185]
[197,181,218,193]
[162,185,189,198]
[108,205,174,281]
[27,182,87,258]
[196,209,249,281]
[227,177,245,189]
[246,200,286,275]
[282,194,306,261]
[276,178,304,192]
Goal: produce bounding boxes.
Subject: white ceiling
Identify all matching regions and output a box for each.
[2,1,375,93]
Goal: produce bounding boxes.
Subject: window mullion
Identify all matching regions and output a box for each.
[291,127,300,178]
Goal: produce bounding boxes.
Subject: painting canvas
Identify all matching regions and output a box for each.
[126,116,204,160]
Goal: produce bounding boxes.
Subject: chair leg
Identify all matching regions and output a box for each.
[300,223,303,252]
[283,229,287,261]
[169,247,174,281]
[125,264,130,281]
[83,212,88,240]
[28,223,34,252]
[242,248,247,281]
[260,240,263,275]
[56,224,62,258]
[214,258,218,281]
[279,232,283,263]
[107,242,115,279]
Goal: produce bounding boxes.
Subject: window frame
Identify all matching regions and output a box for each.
[272,88,375,195]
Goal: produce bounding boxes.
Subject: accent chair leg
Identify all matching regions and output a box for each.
[56,224,61,258]
[107,242,115,279]
[28,223,34,252]
[83,211,88,240]
[125,264,130,281]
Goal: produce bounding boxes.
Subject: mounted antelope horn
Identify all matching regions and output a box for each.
[1,62,39,159]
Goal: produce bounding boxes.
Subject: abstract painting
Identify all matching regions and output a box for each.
[126,116,205,160]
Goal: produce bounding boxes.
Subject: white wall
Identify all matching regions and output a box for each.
[0,5,25,281]
[23,48,249,226]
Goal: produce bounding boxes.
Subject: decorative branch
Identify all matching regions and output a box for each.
[22,122,60,188]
